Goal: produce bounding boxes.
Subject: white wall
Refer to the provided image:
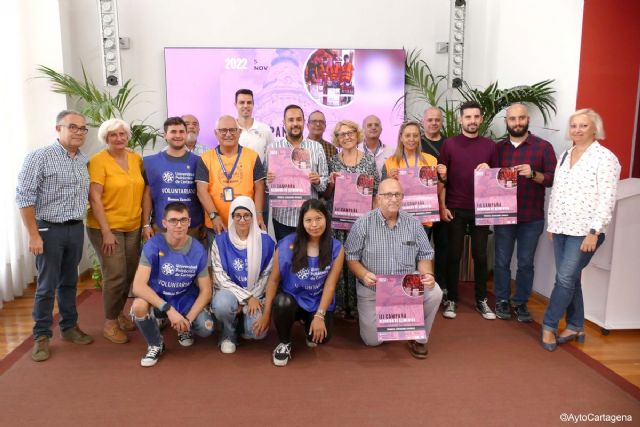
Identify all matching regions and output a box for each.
[55,0,585,295]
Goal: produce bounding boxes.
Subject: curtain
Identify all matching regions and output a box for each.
[0,1,66,308]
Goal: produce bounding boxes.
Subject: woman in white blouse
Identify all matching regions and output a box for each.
[541,109,621,351]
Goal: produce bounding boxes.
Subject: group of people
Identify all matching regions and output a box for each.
[16,86,621,368]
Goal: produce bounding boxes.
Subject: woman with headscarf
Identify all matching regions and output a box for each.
[210,196,276,354]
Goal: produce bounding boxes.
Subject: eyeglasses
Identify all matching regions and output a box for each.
[60,124,89,135]
[303,216,325,225]
[379,192,404,200]
[216,128,239,135]
[166,217,191,226]
[336,130,356,139]
[308,120,326,125]
[232,213,253,222]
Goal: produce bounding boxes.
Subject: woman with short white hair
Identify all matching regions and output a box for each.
[87,118,145,344]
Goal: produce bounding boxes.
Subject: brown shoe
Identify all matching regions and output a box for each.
[61,325,94,345]
[31,336,50,362]
[407,340,428,359]
[117,313,136,332]
[103,323,128,344]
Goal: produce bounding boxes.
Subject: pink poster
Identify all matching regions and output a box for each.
[331,172,374,230]
[474,167,518,225]
[375,274,426,342]
[397,167,439,222]
[268,147,311,208]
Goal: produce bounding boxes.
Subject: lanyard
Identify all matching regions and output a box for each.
[403,151,419,170]
[215,145,243,182]
[364,141,382,158]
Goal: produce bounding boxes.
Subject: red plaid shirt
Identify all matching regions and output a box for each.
[496,133,557,222]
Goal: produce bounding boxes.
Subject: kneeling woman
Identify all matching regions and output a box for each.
[211,197,276,354]
[254,199,344,367]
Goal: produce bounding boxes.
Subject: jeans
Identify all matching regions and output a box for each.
[445,209,490,302]
[356,282,443,346]
[493,220,544,304]
[542,233,605,333]
[133,305,215,347]
[431,221,448,290]
[272,293,333,344]
[87,227,141,319]
[32,221,84,338]
[211,289,267,344]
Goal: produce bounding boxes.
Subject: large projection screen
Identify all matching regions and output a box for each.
[164,48,405,149]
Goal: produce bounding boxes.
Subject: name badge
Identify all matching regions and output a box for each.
[223,187,234,202]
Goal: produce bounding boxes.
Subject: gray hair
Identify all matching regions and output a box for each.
[97,118,131,144]
[56,110,84,125]
[566,108,605,140]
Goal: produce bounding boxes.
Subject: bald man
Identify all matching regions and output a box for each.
[196,115,266,236]
[493,103,556,322]
[358,115,395,176]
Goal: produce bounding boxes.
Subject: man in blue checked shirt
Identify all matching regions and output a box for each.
[16,110,94,362]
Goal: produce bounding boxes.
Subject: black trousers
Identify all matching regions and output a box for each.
[431,220,448,291]
[445,208,489,303]
[272,293,333,344]
[273,220,296,243]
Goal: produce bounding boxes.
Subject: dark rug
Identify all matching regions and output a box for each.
[1,287,638,427]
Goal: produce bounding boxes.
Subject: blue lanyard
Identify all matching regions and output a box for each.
[215,145,243,182]
[365,141,382,158]
[403,151,419,170]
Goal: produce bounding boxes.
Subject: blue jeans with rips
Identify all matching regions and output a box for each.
[133,305,214,347]
[542,233,604,333]
[493,220,545,305]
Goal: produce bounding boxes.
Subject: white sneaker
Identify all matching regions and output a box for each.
[140,343,165,367]
[177,331,194,347]
[475,298,497,320]
[442,300,457,319]
[220,339,236,354]
[272,342,292,367]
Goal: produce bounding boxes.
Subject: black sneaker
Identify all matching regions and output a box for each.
[178,331,194,347]
[272,342,292,367]
[495,300,512,320]
[140,343,165,367]
[475,298,496,320]
[441,289,449,306]
[514,303,533,323]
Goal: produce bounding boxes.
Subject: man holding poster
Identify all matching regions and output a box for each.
[267,105,328,241]
[438,101,498,321]
[493,104,556,322]
[345,179,442,359]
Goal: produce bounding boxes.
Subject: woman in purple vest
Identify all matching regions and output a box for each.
[210,196,275,354]
[254,199,344,367]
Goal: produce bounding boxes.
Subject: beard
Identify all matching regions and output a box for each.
[507,122,529,138]
[186,132,197,144]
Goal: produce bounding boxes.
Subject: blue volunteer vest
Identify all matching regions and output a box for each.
[278,234,341,312]
[143,152,203,228]
[214,231,276,288]
[144,234,207,315]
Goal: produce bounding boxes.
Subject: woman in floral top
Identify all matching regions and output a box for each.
[541,109,621,351]
[323,120,380,320]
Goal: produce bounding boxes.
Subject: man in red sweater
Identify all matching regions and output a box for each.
[438,101,498,320]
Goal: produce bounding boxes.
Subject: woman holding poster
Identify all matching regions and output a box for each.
[541,109,620,351]
[324,120,379,321]
[382,121,446,232]
[253,200,344,367]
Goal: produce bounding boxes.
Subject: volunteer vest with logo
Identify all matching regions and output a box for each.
[215,231,275,288]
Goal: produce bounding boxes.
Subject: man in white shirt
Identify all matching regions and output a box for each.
[235,89,275,163]
[359,115,394,176]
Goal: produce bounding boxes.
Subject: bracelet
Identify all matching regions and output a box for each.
[142,224,151,228]
[256,211,264,215]
[313,313,325,320]
[423,272,435,277]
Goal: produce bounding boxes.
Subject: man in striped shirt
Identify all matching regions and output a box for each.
[16,110,94,362]
[266,105,328,241]
[345,179,443,358]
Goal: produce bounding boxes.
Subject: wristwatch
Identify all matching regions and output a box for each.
[159,301,172,313]
[316,308,326,316]
[589,228,598,235]
[208,211,219,221]
[530,170,537,179]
